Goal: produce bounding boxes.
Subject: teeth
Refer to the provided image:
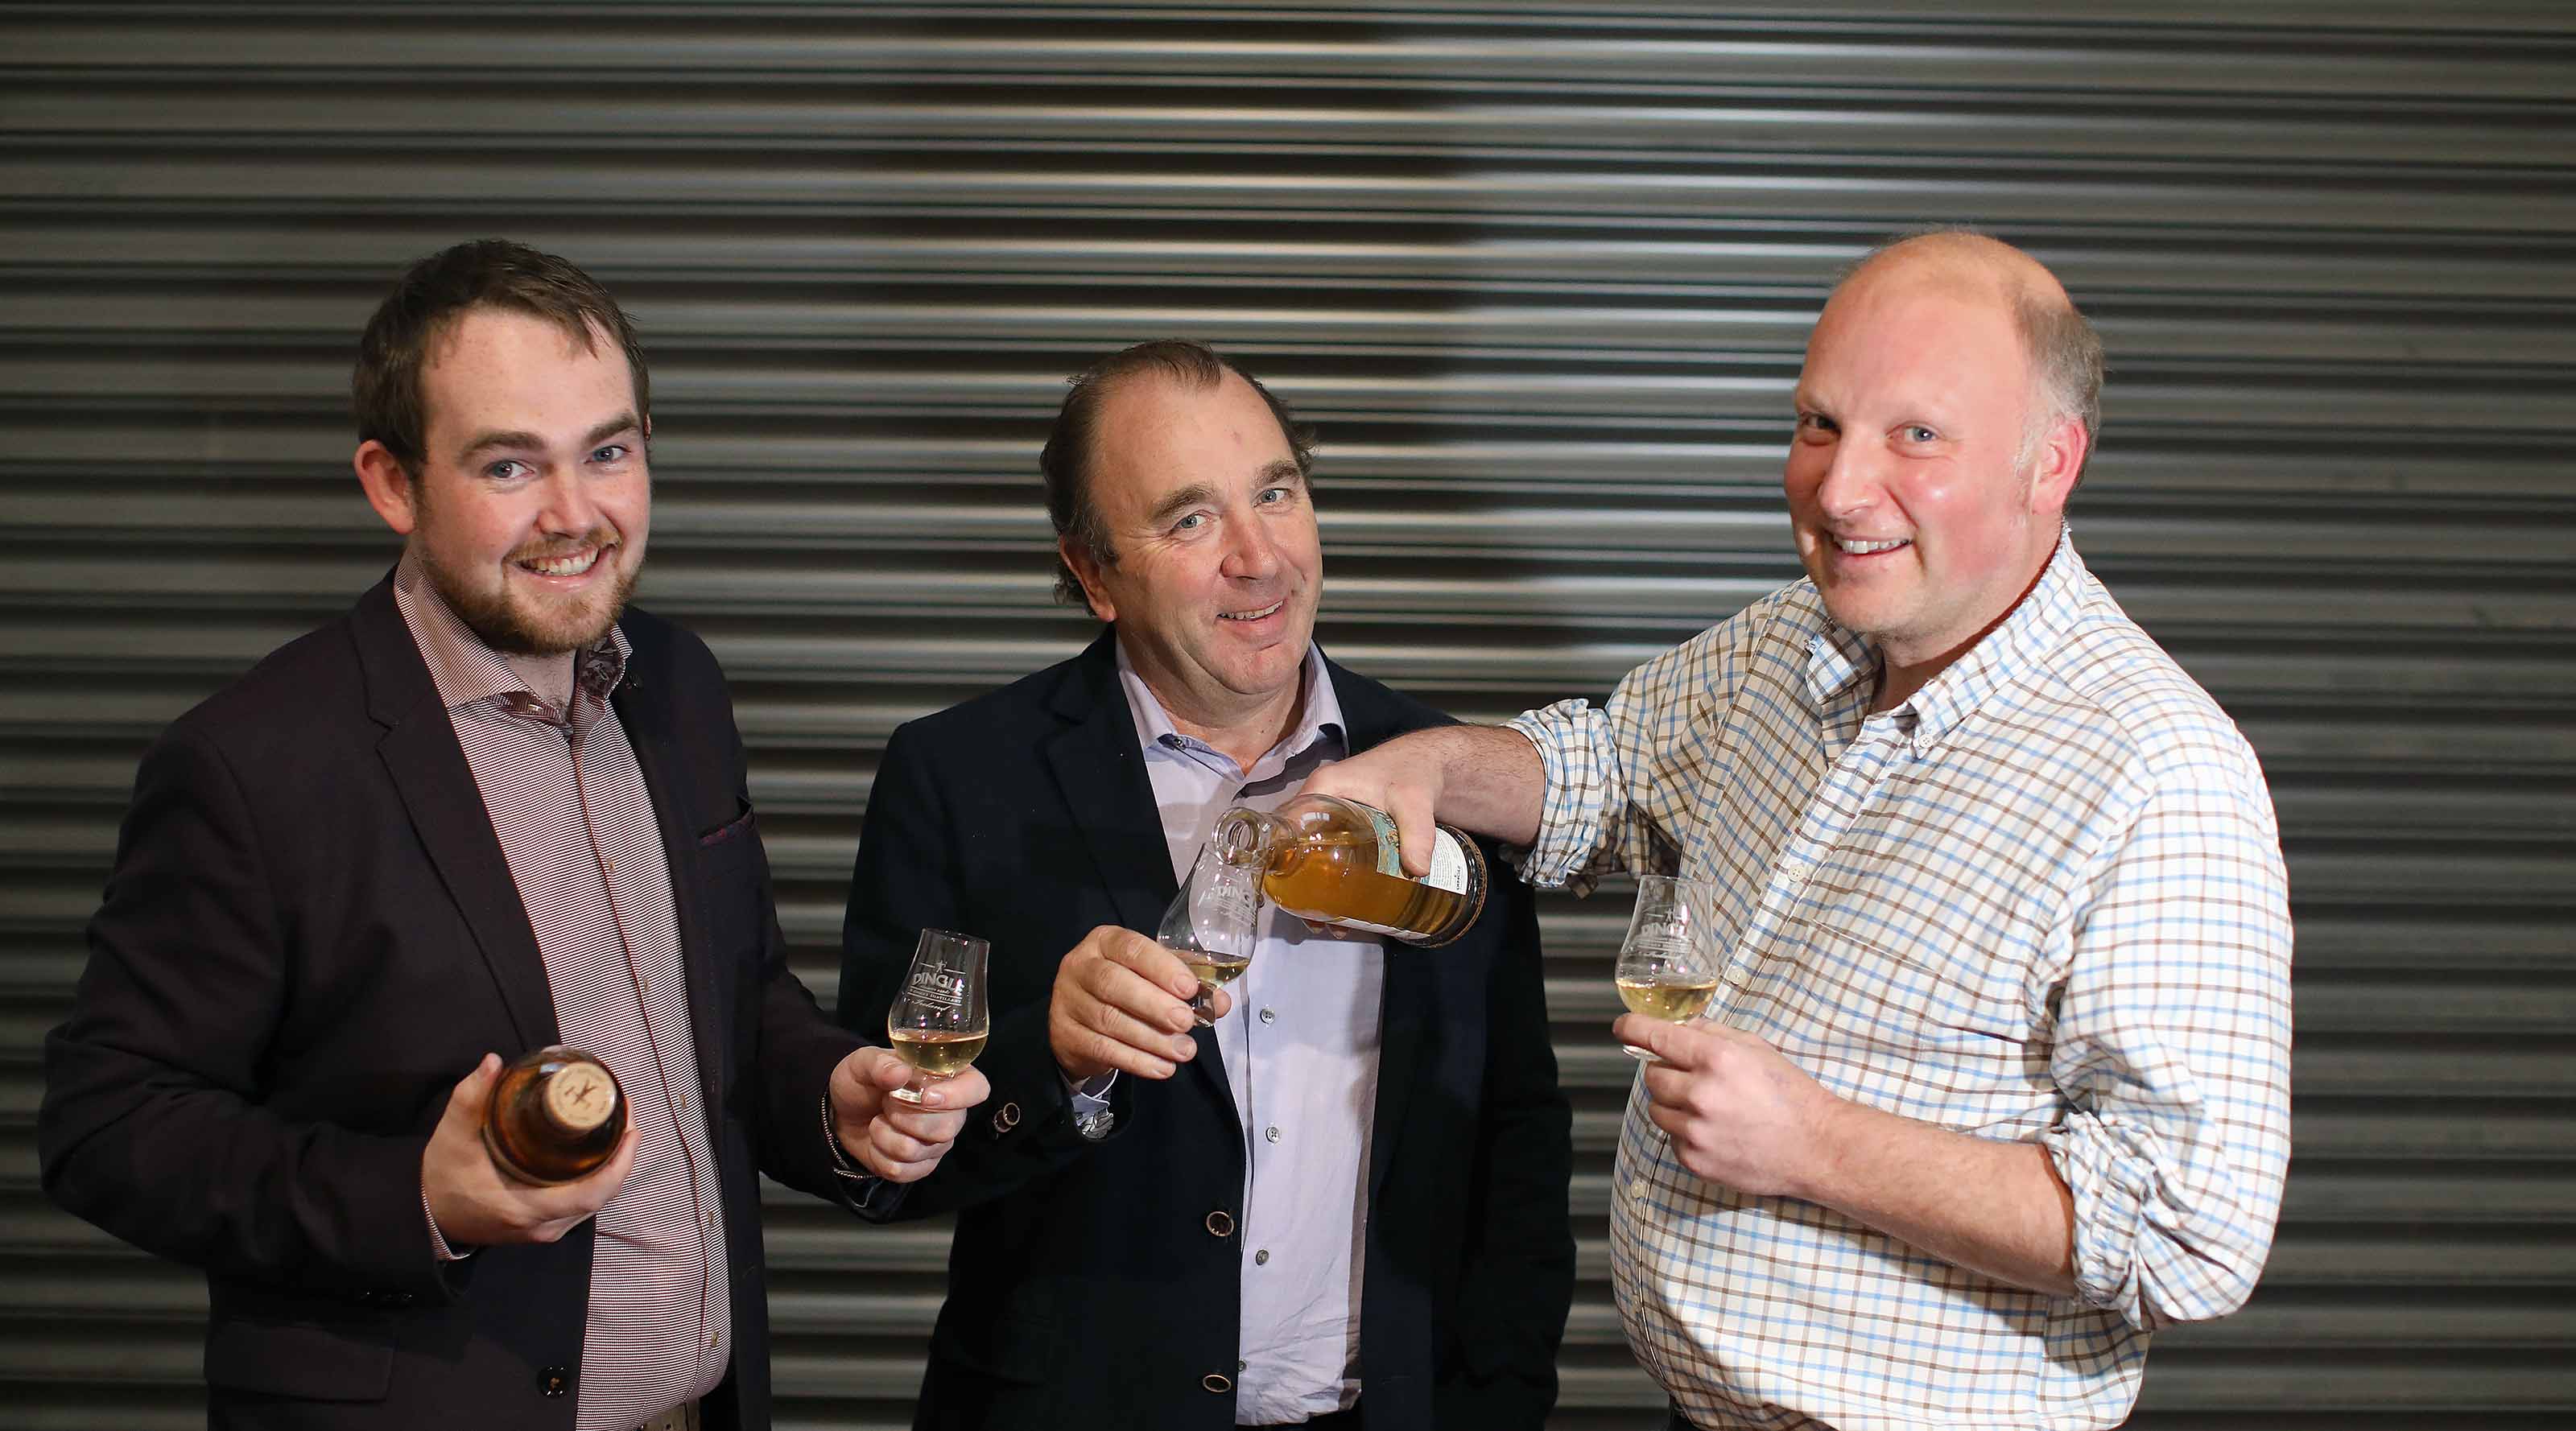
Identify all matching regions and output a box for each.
[523,548,600,577]
[1835,537,1909,555]
[1220,600,1284,621]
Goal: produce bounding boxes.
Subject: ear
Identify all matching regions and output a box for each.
[1059,534,1117,623]
[2024,411,2088,519]
[353,440,420,538]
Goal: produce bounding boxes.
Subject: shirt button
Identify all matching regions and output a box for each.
[1630,1177,1648,1199]
[1264,1126,1281,1144]
[1254,1249,1269,1266]
[1259,1008,1276,1025]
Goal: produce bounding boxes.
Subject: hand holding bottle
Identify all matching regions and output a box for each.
[423,1053,639,1250]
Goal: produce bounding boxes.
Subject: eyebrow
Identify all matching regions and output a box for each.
[456,412,642,465]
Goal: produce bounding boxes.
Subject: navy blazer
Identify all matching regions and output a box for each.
[40,576,869,1430]
[840,630,1574,1431]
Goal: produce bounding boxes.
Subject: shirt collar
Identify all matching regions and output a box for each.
[1113,638,1347,781]
[1802,525,2089,757]
[391,549,630,721]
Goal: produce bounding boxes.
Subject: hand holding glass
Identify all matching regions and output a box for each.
[887,929,990,1103]
[1614,874,1721,1059]
[1158,844,1264,1027]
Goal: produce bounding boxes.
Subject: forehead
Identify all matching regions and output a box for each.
[419,307,634,439]
[1799,275,2026,411]
[1085,370,1294,515]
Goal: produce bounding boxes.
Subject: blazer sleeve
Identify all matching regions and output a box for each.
[837,722,1115,1219]
[1443,856,1576,1424]
[39,728,448,1298]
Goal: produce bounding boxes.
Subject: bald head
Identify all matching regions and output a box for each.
[1831,231,2103,476]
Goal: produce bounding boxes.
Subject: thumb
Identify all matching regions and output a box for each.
[444,1052,504,1122]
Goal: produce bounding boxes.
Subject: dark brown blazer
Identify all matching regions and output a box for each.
[41,576,869,1429]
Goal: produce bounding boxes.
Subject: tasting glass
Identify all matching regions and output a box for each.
[1156,843,1265,1027]
[1613,873,1722,1060]
[886,928,990,1104]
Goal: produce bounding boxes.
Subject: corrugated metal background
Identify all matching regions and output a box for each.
[3,3,2572,1428]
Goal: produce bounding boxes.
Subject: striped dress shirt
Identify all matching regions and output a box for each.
[1507,531,2293,1429]
[396,556,729,1431]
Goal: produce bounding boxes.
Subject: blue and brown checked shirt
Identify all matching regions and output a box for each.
[1508,531,2293,1430]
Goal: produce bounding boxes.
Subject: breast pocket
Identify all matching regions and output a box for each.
[1776,913,2050,1127]
[689,801,769,956]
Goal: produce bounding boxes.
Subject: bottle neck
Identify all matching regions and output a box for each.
[1212,806,1286,867]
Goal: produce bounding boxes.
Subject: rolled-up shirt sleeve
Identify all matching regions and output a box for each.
[2036,733,2295,1331]
[1505,600,1769,893]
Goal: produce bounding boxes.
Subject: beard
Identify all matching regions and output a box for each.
[423,531,638,656]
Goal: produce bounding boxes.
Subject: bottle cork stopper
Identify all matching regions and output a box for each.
[543,1062,617,1132]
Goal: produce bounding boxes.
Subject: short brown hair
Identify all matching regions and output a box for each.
[353,239,649,474]
[1039,340,1315,608]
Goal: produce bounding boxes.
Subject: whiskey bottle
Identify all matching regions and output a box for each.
[482,1045,625,1186]
[1213,793,1487,946]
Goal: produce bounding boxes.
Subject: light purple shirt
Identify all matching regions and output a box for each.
[1114,641,1382,1425]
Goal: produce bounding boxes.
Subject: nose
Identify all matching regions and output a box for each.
[1219,512,1282,583]
[533,464,602,539]
[1809,434,1882,522]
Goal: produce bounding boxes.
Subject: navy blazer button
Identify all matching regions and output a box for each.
[540,1366,571,1397]
[1205,1210,1233,1237]
[1202,1372,1232,1394]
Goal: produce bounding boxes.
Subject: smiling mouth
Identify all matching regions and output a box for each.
[518,545,607,578]
[1220,599,1285,622]
[1833,536,1910,555]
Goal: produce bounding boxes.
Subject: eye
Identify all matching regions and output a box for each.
[589,443,630,464]
[1794,411,1837,439]
[1171,512,1208,534]
[1254,485,1292,506]
[484,459,531,481]
[1900,423,1939,443]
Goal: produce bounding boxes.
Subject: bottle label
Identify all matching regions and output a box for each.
[1352,802,1471,896]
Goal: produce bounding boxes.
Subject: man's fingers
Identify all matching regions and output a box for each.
[1386,792,1435,878]
[1096,927,1203,1004]
[1615,1014,1712,1069]
[1059,1022,1180,1081]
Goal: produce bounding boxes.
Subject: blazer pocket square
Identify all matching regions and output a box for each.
[697,804,758,847]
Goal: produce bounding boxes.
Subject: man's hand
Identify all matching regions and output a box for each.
[1049,925,1225,1083]
[1297,739,1451,878]
[829,1047,987,1182]
[423,1054,639,1248]
[1620,1015,1843,1200]
[1299,724,1546,877]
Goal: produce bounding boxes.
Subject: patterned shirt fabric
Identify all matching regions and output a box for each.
[394,555,729,1431]
[1116,641,1381,1425]
[1507,531,2293,1430]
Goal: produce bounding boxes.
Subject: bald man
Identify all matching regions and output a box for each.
[1302,230,2293,1429]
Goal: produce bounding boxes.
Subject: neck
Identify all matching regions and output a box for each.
[1141,654,1310,771]
[1869,536,2058,714]
[505,650,578,711]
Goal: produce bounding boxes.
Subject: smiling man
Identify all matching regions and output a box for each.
[40,239,985,1431]
[1302,231,2294,1429]
[836,340,1573,1431]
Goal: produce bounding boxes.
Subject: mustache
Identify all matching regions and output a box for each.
[507,530,619,565]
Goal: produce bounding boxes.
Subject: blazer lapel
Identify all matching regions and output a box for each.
[355,579,559,1052]
[1327,655,1431,1201]
[1041,632,1232,1108]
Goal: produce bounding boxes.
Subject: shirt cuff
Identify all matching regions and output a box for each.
[1062,1066,1117,1140]
[1503,700,1608,892]
[421,1187,472,1263]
